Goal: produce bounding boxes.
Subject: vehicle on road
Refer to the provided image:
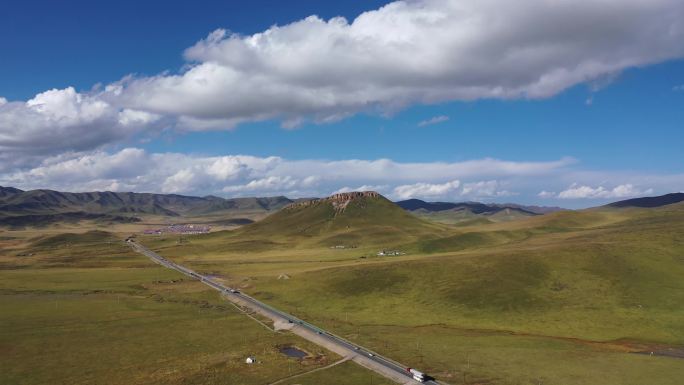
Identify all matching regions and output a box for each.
[407,368,427,383]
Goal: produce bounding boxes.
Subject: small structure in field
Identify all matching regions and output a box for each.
[245,356,256,364]
[377,250,404,256]
[329,245,357,249]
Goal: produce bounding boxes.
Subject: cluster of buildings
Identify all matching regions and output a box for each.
[143,224,211,235]
[329,245,357,249]
[377,250,404,256]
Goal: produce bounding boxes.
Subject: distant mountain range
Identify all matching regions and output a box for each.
[396,198,562,214]
[607,192,684,208]
[0,186,293,227]
[395,198,564,225]
[2,186,682,228]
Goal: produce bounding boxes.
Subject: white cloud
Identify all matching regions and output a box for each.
[116,0,684,127]
[673,84,684,91]
[162,169,198,194]
[223,176,298,193]
[1,149,572,197]
[391,179,514,200]
[276,157,577,183]
[418,115,449,127]
[0,97,7,106]
[2,0,683,161]
[334,185,390,194]
[1,148,682,207]
[557,183,653,199]
[118,108,161,127]
[0,87,161,171]
[393,180,461,200]
[461,180,512,198]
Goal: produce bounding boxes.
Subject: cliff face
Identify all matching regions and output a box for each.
[285,191,382,212]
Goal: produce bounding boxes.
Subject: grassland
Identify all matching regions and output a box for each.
[3,199,683,385]
[279,360,391,385]
[140,201,684,384]
[0,230,383,385]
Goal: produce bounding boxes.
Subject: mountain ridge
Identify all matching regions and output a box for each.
[394,198,565,224]
[0,186,294,222]
[395,198,563,215]
[607,192,684,208]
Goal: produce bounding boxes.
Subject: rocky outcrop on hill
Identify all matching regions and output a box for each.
[285,191,381,212]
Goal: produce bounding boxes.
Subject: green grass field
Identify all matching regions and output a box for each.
[3,200,683,384]
[139,202,684,384]
[0,231,383,385]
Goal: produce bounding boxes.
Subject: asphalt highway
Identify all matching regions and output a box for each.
[128,239,440,385]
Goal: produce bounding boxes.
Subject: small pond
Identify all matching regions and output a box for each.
[279,346,308,359]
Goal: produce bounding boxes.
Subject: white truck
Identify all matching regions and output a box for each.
[407,368,426,382]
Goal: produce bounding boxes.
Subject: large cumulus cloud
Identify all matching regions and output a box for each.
[1,0,683,169]
[118,0,684,127]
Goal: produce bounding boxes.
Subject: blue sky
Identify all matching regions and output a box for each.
[1,0,683,207]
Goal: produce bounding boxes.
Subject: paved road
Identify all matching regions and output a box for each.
[128,240,441,385]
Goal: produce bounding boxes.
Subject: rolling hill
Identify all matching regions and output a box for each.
[396,198,563,225]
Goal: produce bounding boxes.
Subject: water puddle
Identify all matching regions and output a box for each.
[279,346,308,359]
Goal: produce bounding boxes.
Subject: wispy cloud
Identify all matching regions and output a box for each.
[2,148,681,207]
[557,183,653,199]
[394,180,460,199]
[0,148,572,198]
[673,84,684,91]
[417,115,449,127]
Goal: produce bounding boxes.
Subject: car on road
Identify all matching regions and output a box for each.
[368,353,374,357]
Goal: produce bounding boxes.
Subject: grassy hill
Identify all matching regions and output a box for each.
[237,192,447,247]
[138,192,450,279]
